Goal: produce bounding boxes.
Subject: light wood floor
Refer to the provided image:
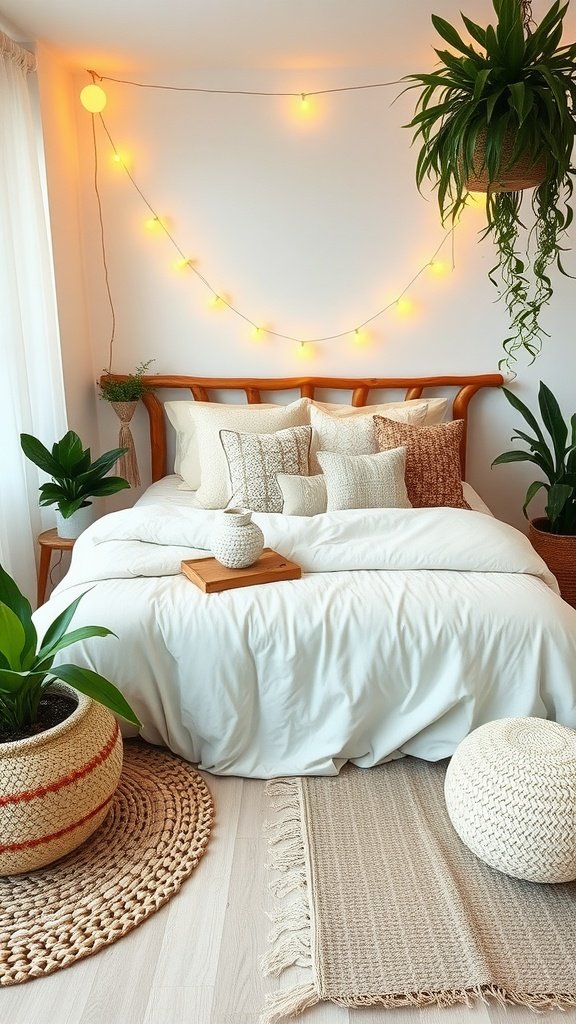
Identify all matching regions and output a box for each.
[2,771,575,1024]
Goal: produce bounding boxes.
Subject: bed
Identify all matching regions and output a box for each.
[33,373,576,778]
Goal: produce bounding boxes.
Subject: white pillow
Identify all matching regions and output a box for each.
[311,397,448,424]
[165,399,278,487]
[309,403,426,473]
[191,398,310,508]
[277,474,327,516]
[316,447,412,512]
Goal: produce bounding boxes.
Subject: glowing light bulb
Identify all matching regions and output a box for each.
[300,93,310,111]
[296,341,314,360]
[395,297,413,317]
[353,328,369,347]
[173,257,193,270]
[80,84,107,113]
[208,294,224,309]
[429,260,448,277]
[145,216,162,232]
[251,326,264,341]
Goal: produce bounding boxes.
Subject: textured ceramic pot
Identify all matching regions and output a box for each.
[55,505,95,539]
[211,508,264,569]
[0,683,123,875]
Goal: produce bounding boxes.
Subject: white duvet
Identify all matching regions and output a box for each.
[34,499,576,778]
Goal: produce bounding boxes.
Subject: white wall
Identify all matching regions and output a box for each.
[40,59,576,530]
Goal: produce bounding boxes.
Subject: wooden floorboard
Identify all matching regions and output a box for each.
[2,773,576,1023]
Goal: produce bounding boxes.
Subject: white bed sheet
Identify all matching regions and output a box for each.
[32,481,576,778]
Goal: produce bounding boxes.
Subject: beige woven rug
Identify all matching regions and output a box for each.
[262,757,576,1022]
[0,740,214,985]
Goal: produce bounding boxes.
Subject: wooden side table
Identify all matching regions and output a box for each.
[37,529,75,607]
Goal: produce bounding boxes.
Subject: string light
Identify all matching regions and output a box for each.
[80,83,107,113]
[395,297,414,317]
[428,259,448,277]
[90,110,457,360]
[87,70,405,102]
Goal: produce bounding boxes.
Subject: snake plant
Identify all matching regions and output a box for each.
[403,0,576,368]
[492,382,576,534]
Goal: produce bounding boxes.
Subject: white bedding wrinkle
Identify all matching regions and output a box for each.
[33,503,576,778]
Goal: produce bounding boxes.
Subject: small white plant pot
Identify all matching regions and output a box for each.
[55,505,95,539]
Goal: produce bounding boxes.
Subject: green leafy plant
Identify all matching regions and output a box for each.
[492,382,576,534]
[0,563,140,736]
[20,430,130,519]
[98,360,155,402]
[403,0,576,367]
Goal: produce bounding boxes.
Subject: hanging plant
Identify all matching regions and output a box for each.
[403,0,576,368]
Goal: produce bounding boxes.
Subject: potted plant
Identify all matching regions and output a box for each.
[0,562,140,873]
[98,361,155,487]
[20,430,129,539]
[403,0,576,368]
[492,381,576,607]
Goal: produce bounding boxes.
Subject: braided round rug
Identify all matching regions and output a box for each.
[0,740,214,986]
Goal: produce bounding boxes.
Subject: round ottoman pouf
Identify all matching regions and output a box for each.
[445,717,576,883]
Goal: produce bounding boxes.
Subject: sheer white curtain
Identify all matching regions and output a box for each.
[0,33,67,604]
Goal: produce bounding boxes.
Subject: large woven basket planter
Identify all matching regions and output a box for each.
[0,684,123,875]
[465,129,547,193]
[445,718,576,883]
[529,517,576,610]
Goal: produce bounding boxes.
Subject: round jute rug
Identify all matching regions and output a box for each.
[0,740,214,985]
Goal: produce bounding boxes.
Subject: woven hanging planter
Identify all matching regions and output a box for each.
[0,683,123,875]
[529,518,576,610]
[465,129,548,193]
[110,400,140,487]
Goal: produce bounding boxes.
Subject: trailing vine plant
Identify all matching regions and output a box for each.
[403,0,576,369]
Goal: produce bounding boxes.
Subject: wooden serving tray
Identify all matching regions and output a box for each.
[181,548,301,593]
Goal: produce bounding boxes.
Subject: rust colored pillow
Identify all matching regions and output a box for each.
[372,416,470,509]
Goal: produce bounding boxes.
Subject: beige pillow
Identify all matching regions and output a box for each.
[220,425,312,513]
[312,397,448,424]
[277,474,327,516]
[373,416,470,509]
[166,399,282,485]
[309,403,426,473]
[190,399,310,508]
[316,447,411,512]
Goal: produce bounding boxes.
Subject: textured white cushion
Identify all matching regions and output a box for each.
[309,403,426,473]
[220,425,312,513]
[316,447,411,512]
[165,399,281,487]
[277,474,327,516]
[311,397,448,424]
[190,399,310,508]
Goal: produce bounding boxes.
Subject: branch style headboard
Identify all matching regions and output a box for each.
[100,373,504,481]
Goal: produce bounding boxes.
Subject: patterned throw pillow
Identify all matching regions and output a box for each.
[373,416,470,509]
[276,474,327,516]
[316,448,411,512]
[309,402,428,473]
[220,425,312,513]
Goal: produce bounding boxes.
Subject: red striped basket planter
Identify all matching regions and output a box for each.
[0,684,123,875]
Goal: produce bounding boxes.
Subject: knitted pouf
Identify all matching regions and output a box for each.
[445,718,576,883]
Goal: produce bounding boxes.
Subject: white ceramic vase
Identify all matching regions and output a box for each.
[55,505,95,539]
[211,508,264,569]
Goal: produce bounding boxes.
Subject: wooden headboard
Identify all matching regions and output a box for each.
[100,373,503,481]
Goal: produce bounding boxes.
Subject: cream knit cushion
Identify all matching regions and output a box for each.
[445,717,576,883]
[165,399,278,484]
[309,403,427,474]
[316,447,411,512]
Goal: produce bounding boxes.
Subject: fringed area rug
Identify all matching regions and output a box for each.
[261,757,576,1022]
[0,741,214,985]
